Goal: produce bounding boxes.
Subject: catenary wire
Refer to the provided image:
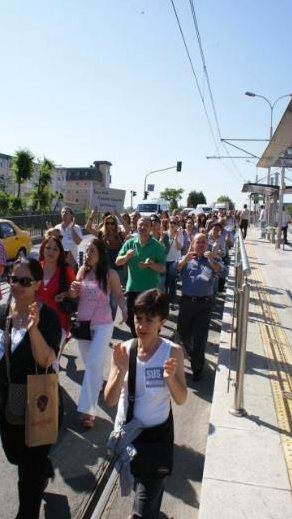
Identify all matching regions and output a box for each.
[188,0,246,182]
[170,0,244,183]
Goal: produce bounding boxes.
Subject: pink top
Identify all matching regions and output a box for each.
[77,277,113,325]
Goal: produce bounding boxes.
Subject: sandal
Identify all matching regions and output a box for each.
[81,415,96,429]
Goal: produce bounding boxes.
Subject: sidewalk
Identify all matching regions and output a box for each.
[199,227,292,519]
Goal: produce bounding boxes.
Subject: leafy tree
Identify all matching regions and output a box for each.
[0,192,11,214]
[160,188,184,211]
[31,157,54,212]
[187,190,206,208]
[12,148,34,199]
[216,195,235,210]
[9,195,26,213]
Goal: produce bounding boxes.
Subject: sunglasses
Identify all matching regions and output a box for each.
[106,221,115,225]
[170,221,177,224]
[7,275,35,287]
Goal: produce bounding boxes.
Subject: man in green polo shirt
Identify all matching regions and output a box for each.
[116,216,166,336]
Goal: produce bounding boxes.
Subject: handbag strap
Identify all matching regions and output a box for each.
[126,338,138,424]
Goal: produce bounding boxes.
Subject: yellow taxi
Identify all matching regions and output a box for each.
[0,219,32,260]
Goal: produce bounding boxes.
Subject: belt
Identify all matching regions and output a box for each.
[182,295,212,302]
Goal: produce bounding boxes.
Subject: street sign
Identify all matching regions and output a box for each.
[147,184,155,191]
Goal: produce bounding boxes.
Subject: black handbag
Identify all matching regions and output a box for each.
[4,317,27,425]
[57,264,78,315]
[126,340,174,479]
[70,318,91,341]
[58,297,78,315]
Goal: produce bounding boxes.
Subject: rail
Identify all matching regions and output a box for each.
[229,228,251,417]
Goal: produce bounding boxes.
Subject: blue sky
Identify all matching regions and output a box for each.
[1,0,292,208]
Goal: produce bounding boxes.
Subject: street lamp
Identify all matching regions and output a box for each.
[245,91,292,224]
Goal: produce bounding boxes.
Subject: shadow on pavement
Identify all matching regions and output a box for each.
[165,445,204,508]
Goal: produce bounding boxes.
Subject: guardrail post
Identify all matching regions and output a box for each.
[230,281,250,416]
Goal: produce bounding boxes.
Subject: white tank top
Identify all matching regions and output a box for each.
[115,338,173,429]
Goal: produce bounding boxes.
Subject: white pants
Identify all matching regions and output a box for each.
[77,323,114,416]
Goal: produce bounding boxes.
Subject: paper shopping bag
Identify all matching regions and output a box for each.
[25,373,58,447]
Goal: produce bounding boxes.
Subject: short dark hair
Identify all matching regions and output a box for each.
[134,289,169,320]
[13,257,44,281]
[210,222,222,230]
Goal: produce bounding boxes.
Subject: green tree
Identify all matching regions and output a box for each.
[0,192,11,214]
[216,195,235,210]
[160,188,184,211]
[187,190,206,207]
[9,195,26,213]
[12,148,34,199]
[31,157,54,212]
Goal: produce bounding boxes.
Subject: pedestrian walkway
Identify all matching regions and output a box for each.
[199,226,292,519]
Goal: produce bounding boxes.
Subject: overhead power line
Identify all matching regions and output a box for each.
[169,0,219,154]
[188,0,246,182]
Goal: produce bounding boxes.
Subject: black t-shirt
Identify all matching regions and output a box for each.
[0,304,61,385]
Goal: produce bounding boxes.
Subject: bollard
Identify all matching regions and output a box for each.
[230,282,250,416]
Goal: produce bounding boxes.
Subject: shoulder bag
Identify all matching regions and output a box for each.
[57,264,78,316]
[70,282,96,341]
[126,340,174,479]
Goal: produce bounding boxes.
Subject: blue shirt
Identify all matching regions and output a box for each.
[174,256,223,297]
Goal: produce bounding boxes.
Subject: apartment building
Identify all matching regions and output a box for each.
[62,160,112,210]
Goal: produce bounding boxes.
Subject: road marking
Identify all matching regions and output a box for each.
[247,243,292,488]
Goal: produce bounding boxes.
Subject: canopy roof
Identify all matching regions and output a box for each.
[257,100,292,168]
[242,182,292,195]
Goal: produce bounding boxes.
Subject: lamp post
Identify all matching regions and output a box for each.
[143,162,182,199]
[245,91,292,225]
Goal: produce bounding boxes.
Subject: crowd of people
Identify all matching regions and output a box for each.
[0,204,242,518]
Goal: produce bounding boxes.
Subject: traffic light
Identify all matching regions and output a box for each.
[176,161,182,172]
[132,191,137,197]
[144,191,149,200]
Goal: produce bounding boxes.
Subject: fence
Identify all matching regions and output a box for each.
[5,212,86,239]
[229,228,251,417]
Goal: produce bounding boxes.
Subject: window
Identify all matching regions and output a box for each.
[0,222,16,239]
[75,199,79,202]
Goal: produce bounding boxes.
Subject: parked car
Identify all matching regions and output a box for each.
[0,219,32,260]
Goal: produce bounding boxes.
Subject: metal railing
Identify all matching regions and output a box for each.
[1,212,86,239]
[229,228,251,417]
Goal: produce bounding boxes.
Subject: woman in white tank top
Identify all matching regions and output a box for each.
[105,289,187,519]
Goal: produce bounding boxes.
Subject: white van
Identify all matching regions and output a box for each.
[136,198,170,216]
[196,204,214,215]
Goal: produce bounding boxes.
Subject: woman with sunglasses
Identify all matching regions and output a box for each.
[165,219,183,310]
[36,236,76,345]
[70,238,127,428]
[86,213,125,284]
[0,257,62,518]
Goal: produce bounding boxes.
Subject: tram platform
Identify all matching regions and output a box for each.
[199,227,292,519]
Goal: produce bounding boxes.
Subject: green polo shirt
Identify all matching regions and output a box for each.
[118,236,166,292]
